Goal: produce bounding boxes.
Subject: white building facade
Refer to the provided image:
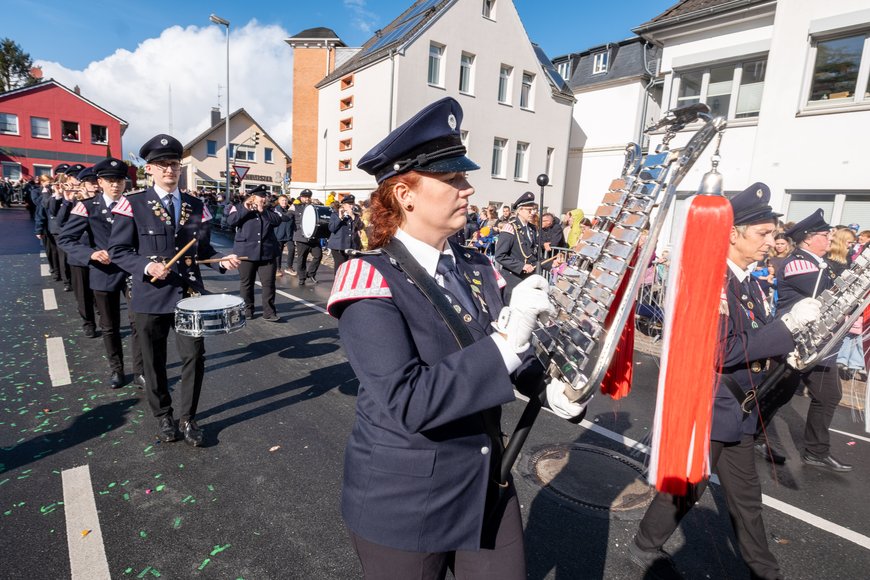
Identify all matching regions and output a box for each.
[636,0,870,239]
[311,0,574,212]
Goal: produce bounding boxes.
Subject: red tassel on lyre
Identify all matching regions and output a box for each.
[649,195,732,496]
[601,253,639,400]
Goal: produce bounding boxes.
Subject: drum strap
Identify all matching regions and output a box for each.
[382,239,507,486]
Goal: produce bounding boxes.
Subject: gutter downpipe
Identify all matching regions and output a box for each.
[389,48,397,131]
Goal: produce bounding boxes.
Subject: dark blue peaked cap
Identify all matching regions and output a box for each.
[54,163,70,174]
[93,157,128,179]
[785,208,831,243]
[139,134,183,162]
[64,163,86,176]
[729,182,781,226]
[76,166,97,182]
[512,191,537,210]
[358,97,479,183]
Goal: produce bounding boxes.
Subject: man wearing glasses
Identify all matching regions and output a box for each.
[109,134,241,446]
[495,191,540,299]
[772,209,852,472]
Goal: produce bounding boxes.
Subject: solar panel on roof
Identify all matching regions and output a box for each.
[405,0,442,20]
[359,0,442,56]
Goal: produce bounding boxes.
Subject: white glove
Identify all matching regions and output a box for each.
[546,378,589,420]
[493,275,555,352]
[781,297,821,333]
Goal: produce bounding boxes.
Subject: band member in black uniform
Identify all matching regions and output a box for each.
[59,166,98,339]
[291,189,325,284]
[226,184,283,322]
[48,165,83,291]
[60,158,145,389]
[327,97,585,579]
[38,164,69,282]
[494,192,539,299]
[109,134,240,446]
[628,184,821,580]
[327,194,363,272]
[773,209,852,472]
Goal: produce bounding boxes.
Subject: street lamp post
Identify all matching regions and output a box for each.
[209,13,230,200]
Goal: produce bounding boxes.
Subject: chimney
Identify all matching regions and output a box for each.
[211,107,221,127]
[73,85,81,95]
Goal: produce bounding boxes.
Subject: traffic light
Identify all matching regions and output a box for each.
[230,170,240,187]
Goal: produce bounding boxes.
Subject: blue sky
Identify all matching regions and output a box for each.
[5,0,675,70]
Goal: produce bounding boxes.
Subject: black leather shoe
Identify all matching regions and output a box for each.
[63,284,72,292]
[262,314,279,322]
[84,326,97,338]
[801,451,853,472]
[179,419,204,447]
[627,538,681,579]
[754,442,786,465]
[133,374,146,389]
[157,417,178,442]
[110,371,124,389]
[244,309,254,320]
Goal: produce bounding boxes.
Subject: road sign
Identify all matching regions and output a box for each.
[232,165,250,180]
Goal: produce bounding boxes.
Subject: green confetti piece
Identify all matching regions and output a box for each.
[108,482,116,488]
[136,567,152,578]
[154,474,162,479]
[124,568,132,574]
[197,558,210,571]
[143,446,153,454]
[172,517,182,529]
[181,495,193,503]
[150,570,160,577]
[155,484,165,492]
[207,484,214,492]
[122,493,130,501]
[210,544,231,556]
[139,530,147,538]
[0,479,9,486]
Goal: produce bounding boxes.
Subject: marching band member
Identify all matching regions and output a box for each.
[109,134,240,446]
[327,97,585,579]
[226,184,284,322]
[60,165,98,339]
[494,192,540,299]
[59,158,144,389]
[327,194,363,272]
[628,184,821,580]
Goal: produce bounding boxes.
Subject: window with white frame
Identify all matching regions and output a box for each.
[31,116,50,138]
[556,61,571,81]
[91,124,108,144]
[265,148,274,163]
[61,120,79,141]
[482,0,495,20]
[2,162,21,180]
[231,144,256,162]
[520,72,534,109]
[428,43,444,87]
[33,164,52,178]
[492,137,506,178]
[672,57,768,119]
[546,147,555,179]
[514,142,529,180]
[806,31,870,106]
[498,65,512,104]
[459,52,475,94]
[593,51,608,74]
[0,113,19,134]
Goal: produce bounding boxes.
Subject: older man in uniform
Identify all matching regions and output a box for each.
[109,134,240,446]
[59,158,145,389]
[628,184,821,580]
[495,192,539,298]
[226,184,284,322]
[327,194,363,272]
[772,209,852,472]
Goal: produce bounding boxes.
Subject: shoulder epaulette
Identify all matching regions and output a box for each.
[783,259,819,278]
[500,222,515,236]
[327,258,391,317]
[70,201,89,218]
[202,205,213,222]
[492,265,507,289]
[112,196,134,218]
[124,190,144,197]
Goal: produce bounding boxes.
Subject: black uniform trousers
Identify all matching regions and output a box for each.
[774,366,842,457]
[93,289,143,375]
[293,241,322,281]
[348,492,526,580]
[134,312,204,422]
[56,246,71,285]
[635,435,780,580]
[69,265,96,332]
[332,249,349,272]
[238,259,277,318]
[44,233,61,279]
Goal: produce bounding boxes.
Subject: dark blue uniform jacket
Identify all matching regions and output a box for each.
[326,211,362,251]
[58,196,128,292]
[494,217,538,276]
[225,203,282,261]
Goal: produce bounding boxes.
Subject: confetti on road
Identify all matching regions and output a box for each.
[81,529,91,538]
[210,544,231,556]
[269,445,281,452]
[172,517,182,529]
[197,558,211,571]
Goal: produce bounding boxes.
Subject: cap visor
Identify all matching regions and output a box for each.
[415,155,480,174]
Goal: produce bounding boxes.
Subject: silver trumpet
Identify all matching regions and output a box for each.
[533,103,727,403]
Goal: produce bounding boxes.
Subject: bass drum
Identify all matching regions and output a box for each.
[302,204,332,239]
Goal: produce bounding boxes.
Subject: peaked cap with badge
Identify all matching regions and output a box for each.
[76,166,98,183]
[358,96,479,183]
[729,182,781,226]
[64,163,86,177]
[512,191,537,211]
[139,134,183,163]
[93,157,129,179]
[785,209,831,244]
[54,163,71,174]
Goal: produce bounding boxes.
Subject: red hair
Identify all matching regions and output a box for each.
[368,172,421,249]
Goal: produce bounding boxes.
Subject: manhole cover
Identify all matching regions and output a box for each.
[523,443,655,520]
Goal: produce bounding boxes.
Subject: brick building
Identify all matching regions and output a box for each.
[0,79,128,180]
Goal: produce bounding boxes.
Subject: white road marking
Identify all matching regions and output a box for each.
[62,465,111,579]
[43,288,57,310]
[41,263,51,277]
[46,336,72,386]
[258,281,328,314]
[40,251,46,258]
[830,428,870,443]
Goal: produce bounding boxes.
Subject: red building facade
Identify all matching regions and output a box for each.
[0,79,127,180]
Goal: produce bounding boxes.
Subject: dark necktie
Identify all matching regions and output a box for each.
[108,201,116,211]
[436,254,477,316]
[165,196,176,223]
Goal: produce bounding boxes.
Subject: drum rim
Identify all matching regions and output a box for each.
[176,294,245,309]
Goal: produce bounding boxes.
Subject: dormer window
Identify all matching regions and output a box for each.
[593,51,608,74]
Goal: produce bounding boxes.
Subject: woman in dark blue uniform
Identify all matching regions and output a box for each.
[326,97,585,579]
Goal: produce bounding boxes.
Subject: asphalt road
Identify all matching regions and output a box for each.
[1,206,869,579]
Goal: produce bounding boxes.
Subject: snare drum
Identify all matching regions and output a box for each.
[302,204,332,239]
[175,294,246,337]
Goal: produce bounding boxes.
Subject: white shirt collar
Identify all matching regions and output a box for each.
[727,259,756,282]
[801,248,827,266]
[394,228,455,278]
[153,183,180,202]
[101,193,119,207]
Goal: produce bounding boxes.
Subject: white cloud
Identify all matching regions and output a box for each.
[344,0,380,36]
[36,20,294,160]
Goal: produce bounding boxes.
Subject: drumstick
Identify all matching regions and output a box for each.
[197,256,249,265]
[150,238,196,283]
